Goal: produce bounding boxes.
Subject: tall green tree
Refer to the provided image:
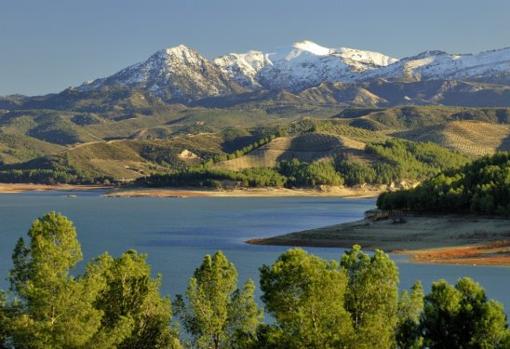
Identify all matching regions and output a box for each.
[259,248,353,349]
[178,251,262,349]
[396,281,424,349]
[340,245,399,349]
[0,291,10,349]
[8,212,104,349]
[226,279,261,349]
[86,250,182,349]
[422,277,509,349]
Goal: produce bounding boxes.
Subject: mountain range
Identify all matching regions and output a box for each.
[70,40,510,106]
[2,40,510,109]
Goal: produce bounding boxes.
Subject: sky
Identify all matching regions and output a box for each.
[1,0,509,96]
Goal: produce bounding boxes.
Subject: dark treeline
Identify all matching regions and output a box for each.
[135,167,288,188]
[378,152,510,216]
[0,156,114,185]
[0,169,113,185]
[208,132,283,164]
[135,159,343,189]
[0,212,508,348]
[0,136,468,188]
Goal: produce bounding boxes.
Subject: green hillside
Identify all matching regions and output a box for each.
[0,103,509,186]
[378,152,510,215]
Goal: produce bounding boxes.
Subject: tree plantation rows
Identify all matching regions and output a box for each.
[0,213,508,348]
[378,152,510,215]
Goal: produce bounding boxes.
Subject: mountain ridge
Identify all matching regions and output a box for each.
[3,41,510,111]
[70,40,510,103]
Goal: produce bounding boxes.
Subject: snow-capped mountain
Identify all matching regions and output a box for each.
[81,40,397,100]
[362,47,510,83]
[213,50,269,89]
[79,41,510,103]
[80,45,246,101]
[215,40,398,91]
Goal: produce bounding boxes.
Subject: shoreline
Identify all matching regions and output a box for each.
[0,183,112,193]
[399,241,510,266]
[0,183,383,198]
[104,186,383,198]
[248,214,510,266]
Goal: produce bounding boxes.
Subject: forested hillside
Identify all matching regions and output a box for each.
[378,152,510,215]
[137,138,469,189]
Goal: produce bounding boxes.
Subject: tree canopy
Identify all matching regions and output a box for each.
[176,251,262,349]
[378,152,510,215]
[0,213,508,348]
[6,212,182,349]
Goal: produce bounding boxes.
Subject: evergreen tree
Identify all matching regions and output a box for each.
[86,250,182,348]
[178,251,262,349]
[422,277,509,349]
[396,281,424,349]
[259,248,353,349]
[377,152,510,216]
[8,212,104,349]
[0,291,9,349]
[226,280,261,349]
[341,245,399,349]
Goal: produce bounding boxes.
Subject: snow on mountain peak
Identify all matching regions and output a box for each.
[163,44,198,57]
[334,47,399,67]
[84,40,399,94]
[293,40,332,56]
[215,40,398,91]
[213,50,268,88]
[362,46,510,82]
[268,40,347,62]
[79,41,510,100]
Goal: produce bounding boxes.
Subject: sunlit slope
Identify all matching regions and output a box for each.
[216,133,371,171]
[62,133,230,179]
[61,141,159,180]
[394,121,510,156]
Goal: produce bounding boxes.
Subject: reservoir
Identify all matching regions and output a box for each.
[0,191,508,311]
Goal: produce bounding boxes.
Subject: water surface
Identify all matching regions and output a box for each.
[0,191,508,311]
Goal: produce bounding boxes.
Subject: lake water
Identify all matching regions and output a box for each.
[0,191,509,312]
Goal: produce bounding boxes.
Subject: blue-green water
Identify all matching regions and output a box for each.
[0,191,509,311]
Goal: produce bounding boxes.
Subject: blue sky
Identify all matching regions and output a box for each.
[1,0,509,95]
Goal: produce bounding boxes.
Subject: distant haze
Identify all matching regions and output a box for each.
[1,0,509,95]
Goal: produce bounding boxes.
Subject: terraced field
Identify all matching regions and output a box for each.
[394,121,510,156]
[216,133,371,171]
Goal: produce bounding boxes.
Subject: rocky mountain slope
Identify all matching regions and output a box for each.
[214,40,398,92]
[69,40,510,105]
